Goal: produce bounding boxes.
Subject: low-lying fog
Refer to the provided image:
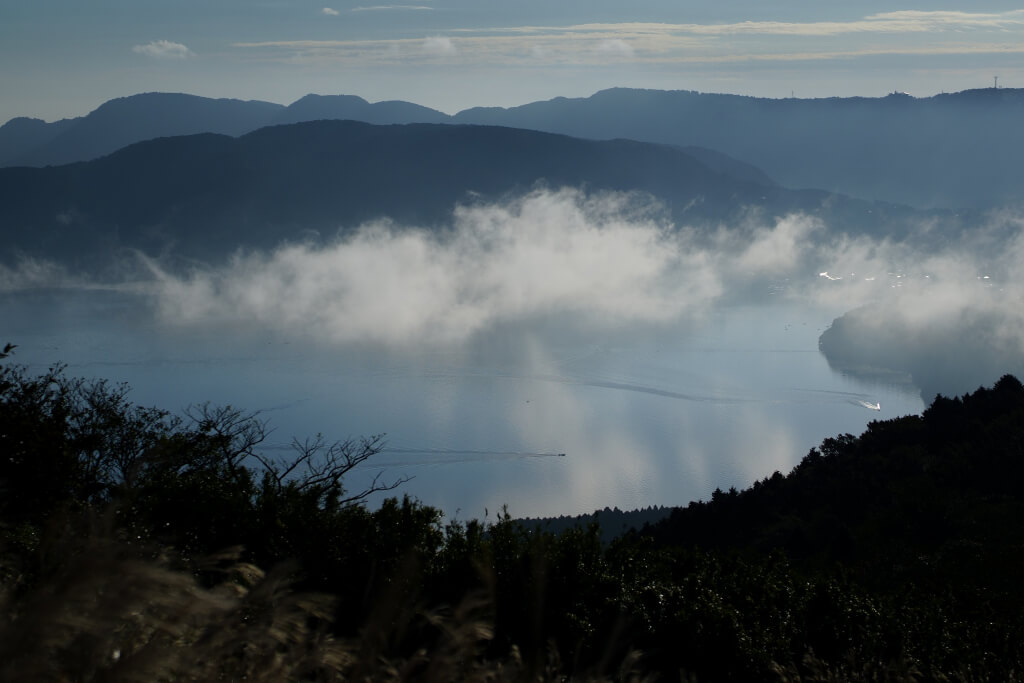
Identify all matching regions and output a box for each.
[4,189,1022,517]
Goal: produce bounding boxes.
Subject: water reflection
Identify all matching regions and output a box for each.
[3,290,923,518]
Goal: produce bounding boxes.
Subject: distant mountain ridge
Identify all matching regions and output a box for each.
[2,94,285,168]
[0,119,924,271]
[272,94,450,126]
[452,87,1024,209]
[0,117,77,165]
[4,87,1024,209]
[0,91,455,168]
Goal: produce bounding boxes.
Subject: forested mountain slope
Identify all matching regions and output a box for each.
[455,87,1024,208]
[4,356,1024,680]
[0,119,922,270]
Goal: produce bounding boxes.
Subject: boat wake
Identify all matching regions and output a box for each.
[366,448,567,469]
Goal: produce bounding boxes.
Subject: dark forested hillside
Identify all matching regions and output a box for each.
[819,303,1024,402]
[4,352,1024,679]
[646,374,1024,571]
[639,374,1024,675]
[0,119,925,271]
[455,87,1024,209]
[6,87,1022,209]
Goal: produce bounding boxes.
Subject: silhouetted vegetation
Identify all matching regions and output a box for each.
[517,505,672,545]
[4,359,1024,680]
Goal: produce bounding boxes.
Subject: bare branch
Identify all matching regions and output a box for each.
[336,469,411,507]
[250,432,410,507]
[292,434,386,491]
[182,403,270,475]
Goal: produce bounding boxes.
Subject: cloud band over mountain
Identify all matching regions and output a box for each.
[144,189,827,345]
[138,188,1024,396]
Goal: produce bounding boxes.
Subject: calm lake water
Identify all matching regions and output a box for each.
[4,288,923,519]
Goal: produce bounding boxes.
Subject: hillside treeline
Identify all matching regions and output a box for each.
[3,359,1024,681]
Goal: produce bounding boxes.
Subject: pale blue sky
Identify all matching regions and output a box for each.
[3,2,1024,123]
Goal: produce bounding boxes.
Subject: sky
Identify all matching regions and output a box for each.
[4,2,1024,124]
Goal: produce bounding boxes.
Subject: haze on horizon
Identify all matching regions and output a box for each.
[4,2,1024,124]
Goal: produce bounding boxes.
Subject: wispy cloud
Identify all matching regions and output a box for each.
[147,190,724,345]
[131,40,193,60]
[0,258,81,292]
[351,5,433,11]
[471,11,1024,38]
[233,9,1024,69]
[12,186,1024,399]
[422,35,457,56]
[807,213,1024,396]
[321,7,339,16]
[596,39,634,59]
[141,188,1024,389]
[141,189,877,346]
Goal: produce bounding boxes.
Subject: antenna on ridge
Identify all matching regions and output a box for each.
[994,75,999,89]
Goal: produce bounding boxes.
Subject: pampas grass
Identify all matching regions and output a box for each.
[0,513,347,682]
[0,513,652,682]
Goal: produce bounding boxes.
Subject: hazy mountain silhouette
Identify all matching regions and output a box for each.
[0,92,451,169]
[676,145,777,187]
[2,93,285,168]
[0,117,77,166]
[0,90,773,197]
[0,120,925,271]
[7,88,1019,209]
[273,94,449,126]
[454,87,1024,209]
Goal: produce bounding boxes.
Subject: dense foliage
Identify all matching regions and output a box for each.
[3,359,1024,680]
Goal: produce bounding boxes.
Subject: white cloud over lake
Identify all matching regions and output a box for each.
[141,189,1024,359]
[804,209,1024,397]
[7,185,1023,387]
[148,190,724,344]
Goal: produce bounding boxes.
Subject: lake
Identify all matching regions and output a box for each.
[3,287,923,519]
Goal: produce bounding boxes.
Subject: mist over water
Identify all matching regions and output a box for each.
[6,288,921,518]
[4,188,1022,517]
[142,189,824,345]
[2,290,922,519]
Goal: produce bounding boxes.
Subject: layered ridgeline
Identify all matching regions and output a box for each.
[5,88,1024,209]
[0,119,926,271]
[0,93,447,168]
[454,88,1024,209]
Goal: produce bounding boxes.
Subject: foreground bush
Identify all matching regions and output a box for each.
[5,361,1024,679]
